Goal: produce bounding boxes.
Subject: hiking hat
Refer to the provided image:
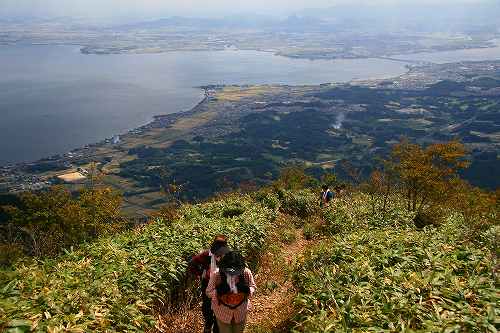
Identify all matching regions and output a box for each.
[210,235,228,253]
[214,246,230,257]
[218,251,246,276]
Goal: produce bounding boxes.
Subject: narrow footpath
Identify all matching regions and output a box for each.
[155,226,313,333]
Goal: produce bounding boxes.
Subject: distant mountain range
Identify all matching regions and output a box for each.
[111,15,326,32]
[300,2,500,33]
[110,2,500,34]
[4,1,500,35]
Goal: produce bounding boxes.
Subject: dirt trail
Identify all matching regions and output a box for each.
[246,228,310,332]
[156,227,312,333]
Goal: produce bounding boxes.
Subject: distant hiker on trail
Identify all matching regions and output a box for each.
[206,251,256,333]
[320,184,334,207]
[335,184,347,198]
[188,235,230,333]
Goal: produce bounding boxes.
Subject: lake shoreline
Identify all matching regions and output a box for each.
[2,58,499,199]
[2,41,500,168]
[78,39,500,62]
[1,44,415,165]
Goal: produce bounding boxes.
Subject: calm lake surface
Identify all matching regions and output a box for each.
[0,44,499,165]
[392,40,500,63]
[0,45,408,165]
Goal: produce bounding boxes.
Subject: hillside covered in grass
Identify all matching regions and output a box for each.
[1,139,498,332]
[1,185,498,332]
[0,194,277,332]
[291,194,498,332]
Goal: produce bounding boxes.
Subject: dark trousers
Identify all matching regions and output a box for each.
[202,292,219,333]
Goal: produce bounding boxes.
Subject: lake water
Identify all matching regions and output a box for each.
[1,44,500,165]
[392,40,500,64]
[0,45,408,165]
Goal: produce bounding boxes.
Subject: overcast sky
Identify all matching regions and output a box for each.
[0,0,493,21]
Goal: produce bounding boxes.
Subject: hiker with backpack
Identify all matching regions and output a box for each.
[206,250,256,333]
[320,184,334,207]
[188,235,230,333]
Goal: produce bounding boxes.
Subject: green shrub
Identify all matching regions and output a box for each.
[303,223,321,241]
[151,203,180,223]
[221,204,246,218]
[262,280,279,293]
[280,227,297,245]
[279,189,318,219]
[253,190,280,211]
[414,209,444,229]
[0,194,274,332]
[288,215,305,228]
[322,206,354,235]
[365,206,415,230]
[480,225,499,256]
[320,194,414,236]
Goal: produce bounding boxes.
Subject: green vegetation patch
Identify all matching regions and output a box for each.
[292,215,498,332]
[278,189,318,220]
[0,195,275,332]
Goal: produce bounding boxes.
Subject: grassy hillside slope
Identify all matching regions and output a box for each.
[0,194,276,332]
[1,188,497,332]
[291,194,499,332]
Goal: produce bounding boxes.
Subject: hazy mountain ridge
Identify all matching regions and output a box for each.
[109,2,500,34]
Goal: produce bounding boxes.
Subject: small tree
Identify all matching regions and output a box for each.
[238,180,258,194]
[216,176,235,194]
[79,187,124,235]
[450,179,498,240]
[2,186,124,257]
[274,166,315,191]
[320,171,338,189]
[86,162,103,190]
[362,169,394,215]
[389,139,469,213]
[158,167,187,206]
[340,160,362,186]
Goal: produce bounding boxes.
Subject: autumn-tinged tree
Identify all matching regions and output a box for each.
[86,161,104,190]
[274,166,315,191]
[1,186,124,258]
[79,187,124,235]
[450,179,498,240]
[3,187,79,256]
[152,167,186,224]
[320,172,339,189]
[216,176,235,194]
[389,139,469,212]
[158,167,187,205]
[238,180,259,194]
[362,169,395,215]
[340,160,362,186]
